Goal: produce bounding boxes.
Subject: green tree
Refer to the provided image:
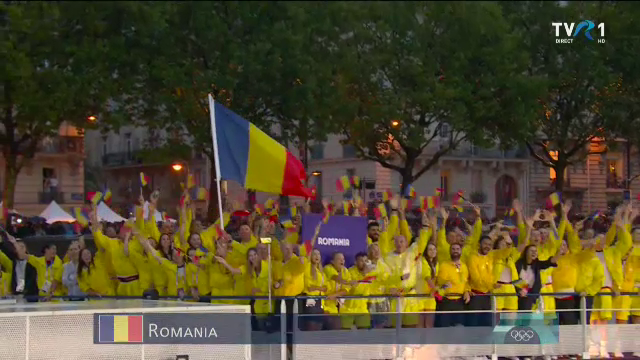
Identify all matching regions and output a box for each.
[502,1,628,192]
[327,2,538,194]
[131,2,341,221]
[0,2,150,208]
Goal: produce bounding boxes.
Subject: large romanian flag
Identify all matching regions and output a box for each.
[210,96,312,197]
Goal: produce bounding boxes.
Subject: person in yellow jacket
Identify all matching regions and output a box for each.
[303,246,327,330]
[238,249,271,329]
[436,207,483,264]
[139,235,188,299]
[323,252,353,330]
[0,248,12,297]
[466,232,514,327]
[91,206,143,297]
[186,247,211,302]
[342,252,374,329]
[551,237,589,325]
[24,243,63,300]
[436,243,471,327]
[417,241,438,328]
[384,196,431,327]
[366,242,392,328]
[77,248,115,297]
[203,240,235,304]
[148,233,173,296]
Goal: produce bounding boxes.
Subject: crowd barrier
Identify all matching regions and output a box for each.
[2,292,640,360]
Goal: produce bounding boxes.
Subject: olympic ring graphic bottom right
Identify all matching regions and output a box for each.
[503,326,541,344]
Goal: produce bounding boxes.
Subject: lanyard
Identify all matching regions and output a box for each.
[176,266,186,289]
[191,266,199,288]
[45,261,54,281]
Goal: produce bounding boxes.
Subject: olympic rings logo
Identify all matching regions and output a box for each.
[510,329,535,342]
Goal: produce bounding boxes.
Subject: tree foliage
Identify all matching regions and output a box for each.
[327,2,539,192]
[502,1,631,192]
[129,2,342,220]
[0,2,149,207]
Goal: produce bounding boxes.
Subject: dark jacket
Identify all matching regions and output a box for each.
[514,258,556,295]
[0,238,39,298]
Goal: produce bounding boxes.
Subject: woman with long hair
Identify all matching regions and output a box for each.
[302,222,326,330]
[150,233,173,296]
[77,248,115,297]
[515,244,558,312]
[417,241,438,328]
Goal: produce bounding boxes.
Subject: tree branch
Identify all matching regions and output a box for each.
[526,142,555,168]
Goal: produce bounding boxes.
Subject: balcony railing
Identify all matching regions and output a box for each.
[39,137,84,155]
[447,146,528,159]
[102,151,145,167]
[38,192,65,204]
[606,176,625,189]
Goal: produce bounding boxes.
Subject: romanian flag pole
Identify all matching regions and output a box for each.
[208,94,227,227]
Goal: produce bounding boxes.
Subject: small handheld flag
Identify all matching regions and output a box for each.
[358,275,377,284]
[336,176,351,193]
[377,203,387,219]
[435,188,444,197]
[254,203,264,215]
[265,199,275,209]
[382,189,392,202]
[281,219,294,229]
[351,176,360,189]
[342,200,351,215]
[195,187,208,201]
[289,206,297,218]
[403,184,416,198]
[139,172,150,187]
[549,192,561,206]
[72,207,89,227]
[90,192,103,205]
[103,189,112,203]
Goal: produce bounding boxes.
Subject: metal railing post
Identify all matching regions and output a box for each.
[280,300,287,360]
[491,295,498,360]
[395,296,403,360]
[292,298,299,360]
[581,295,589,360]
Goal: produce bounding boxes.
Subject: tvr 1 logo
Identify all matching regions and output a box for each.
[551,20,605,44]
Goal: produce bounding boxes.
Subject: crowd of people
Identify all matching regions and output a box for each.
[1,190,639,359]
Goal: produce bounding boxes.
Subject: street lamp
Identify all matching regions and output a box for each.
[172,163,184,172]
[391,120,400,127]
[311,171,322,176]
[87,115,97,123]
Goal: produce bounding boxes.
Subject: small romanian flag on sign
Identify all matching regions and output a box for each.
[382,189,392,202]
[404,185,416,198]
[336,176,351,193]
[139,172,150,187]
[98,314,143,343]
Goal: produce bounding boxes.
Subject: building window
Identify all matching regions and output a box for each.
[439,123,451,138]
[125,133,132,154]
[342,144,357,159]
[101,136,108,156]
[606,158,624,188]
[440,170,450,199]
[310,143,324,160]
[314,172,323,199]
[471,170,483,193]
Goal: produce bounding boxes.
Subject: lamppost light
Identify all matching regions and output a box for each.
[172,164,183,171]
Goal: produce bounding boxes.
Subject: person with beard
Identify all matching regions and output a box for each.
[366,205,399,258]
[466,230,516,327]
[435,242,470,327]
[436,207,483,265]
[342,252,373,329]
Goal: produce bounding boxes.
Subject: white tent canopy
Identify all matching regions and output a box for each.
[39,201,75,224]
[97,202,126,223]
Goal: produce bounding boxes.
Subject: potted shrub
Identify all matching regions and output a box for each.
[469,191,487,203]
